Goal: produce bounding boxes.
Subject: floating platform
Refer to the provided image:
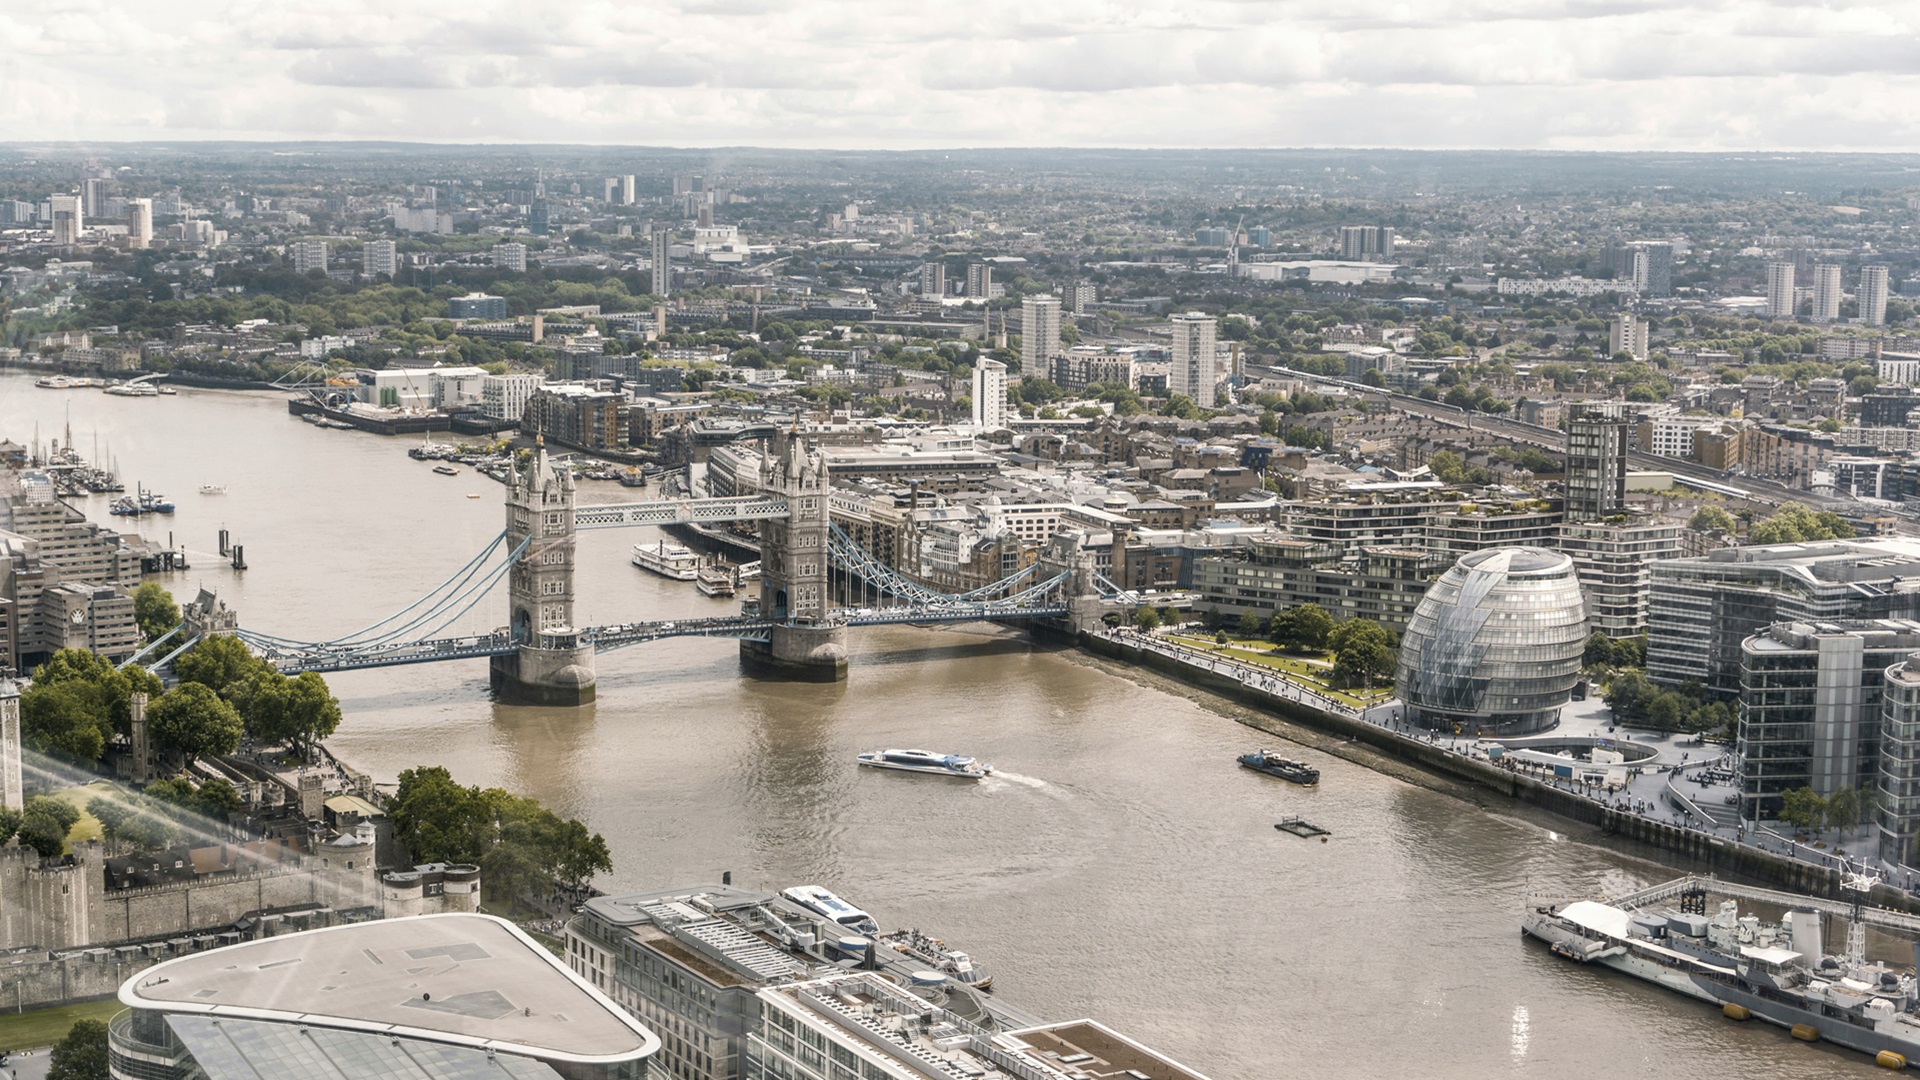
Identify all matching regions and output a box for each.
[1275,818,1330,839]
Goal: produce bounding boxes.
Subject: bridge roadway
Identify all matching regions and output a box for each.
[256,603,1072,675]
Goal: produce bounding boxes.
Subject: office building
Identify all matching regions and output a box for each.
[919,261,945,297]
[1608,314,1649,361]
[49,194,81,246]
[111,913,658,1079]
[1556,517,1684,638]
[1563,402,1632,521]
[1395,547,1590,736]
[651,225,672,297]
[1811,263,1843,324]
[972,357,1009,431]
[361,238,396,278]
[1630,241,1674,297]
[1879,653,1920,862]
[1168,311,1218,405]
[1861,265,1891,326]
[1767,261,1797,318]
[290,240,328,274]
[965,261,991,299]
[1737,619,1920,814]
[530,198,551,236]
[1338,225,1396,261]
[124,198,152,250]
[1646,538,1920,696]
[1020,295,1061,376]
[495,241,528,272]
[448,292,508,319]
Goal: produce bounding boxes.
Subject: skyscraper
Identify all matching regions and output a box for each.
[124,198,152,250]
[650,225,671,297]
[1169,311,1219,405]
[603,177,620,202]
[972,357,1008,431]
[363,238,397,278]
[291,240,329,274]
[1811,263,1842,323]
[1766,261,1797,318]
[966,262,992,299]
[1564,402,1632,521]
[1862,265,1891,326]
[919,261,945,297]
[1629,241,1673,297]
[494,242,527,272]
[1020,295,1061,376]
[620,175,635,205]
[49,194,81,246]
[80,177,109,219]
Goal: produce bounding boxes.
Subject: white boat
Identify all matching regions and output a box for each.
[104,381,160,397]
[695,562,737,598]
[631,540,700,580]
[736,560,762,581]
[856,748,993,779]
[782,886,879,934]
[198,484,227,495]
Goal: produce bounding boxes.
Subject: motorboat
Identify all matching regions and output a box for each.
[1238,748,1319,785]
[199,484,227,495]
[781,886,879,934]
[857,749,992,779]
[432,464,460,476]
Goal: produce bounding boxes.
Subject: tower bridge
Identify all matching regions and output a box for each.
[146,432,1120,706]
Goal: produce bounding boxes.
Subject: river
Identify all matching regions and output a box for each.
[0,372,1882,1077]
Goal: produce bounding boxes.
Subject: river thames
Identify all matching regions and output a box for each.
[0,372,1884,1077]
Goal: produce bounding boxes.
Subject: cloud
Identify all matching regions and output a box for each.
[0,0,1917,149]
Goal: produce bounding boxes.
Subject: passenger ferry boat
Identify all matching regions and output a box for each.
[782,886,879,934]
[877,928,994,992]
[631,540,700,580]
[695,562,737,598]
[1238,748,1320,785]
[856,749,993,779]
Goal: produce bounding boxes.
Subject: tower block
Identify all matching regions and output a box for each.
[490,444,596,705]
[743,431,847,681]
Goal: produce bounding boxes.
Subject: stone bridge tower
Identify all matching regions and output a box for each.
[490,442,595,705]
[745,430,847,680]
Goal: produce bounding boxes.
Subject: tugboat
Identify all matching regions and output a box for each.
[857,749,993,779]
[1238,748,1319,785]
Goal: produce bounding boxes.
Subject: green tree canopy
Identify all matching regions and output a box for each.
[1687,505,1736,533]
[1747,502,1854,545]
[46,1017,110,1080]
[1270,604,1333,652]
[146,683,243,765]
[389,766,613,903]
[17,795,81,858]
[1133,605,1161,631]
[133,581,181,641]
[172,635,272,698]
[238,671,342,751]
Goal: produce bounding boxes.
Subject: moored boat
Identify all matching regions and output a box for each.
[782,885,879,934]
[631,539,700,580]
[695,561,737,598]
[877,928,994,992]
[856,748,992,779]
[199,483,227,495]
[1238,748,1319,785]
[432,464,460,476]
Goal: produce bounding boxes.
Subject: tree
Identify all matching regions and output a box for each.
[1748,502,1854,545]
[133,581,180,641]
[1778,786,1826,833]
[389,766,613,904]
[1133,605,1161,631]
[1687,505,1736,533]
[1235,611,1263,639]
[1270,604,1333,652]
[88,793,177,853]
[1646,694,1684,729]
[1427,450,1465,484]
[1332,641,1395,689]
[21,682,109,763]
[238,671,342,751]
[46,1018,110,1080]
[28,649,163,742]
[1583,631,1615,669]
[145,683,243,765]
[172,634,270,699]
[1327,618,1394,657]
[17,796,80,858]
[1602,670,1656,717]
[1827,785,1862,836]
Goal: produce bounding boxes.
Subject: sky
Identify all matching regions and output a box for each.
[3,0,1918,150]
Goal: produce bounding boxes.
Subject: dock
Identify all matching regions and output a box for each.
[1275,818,1330,839]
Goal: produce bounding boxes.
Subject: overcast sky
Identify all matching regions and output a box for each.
[4,0,1917,150]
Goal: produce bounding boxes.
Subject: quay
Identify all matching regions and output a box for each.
[286,395,451,435]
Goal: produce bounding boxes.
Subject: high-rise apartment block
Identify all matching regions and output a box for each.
[124,198,152,250]
[1564,401,1632,521]
[1338,225,1396,261]
[362,238,397,278]
[1169,311,1219,405]
[1608,314,1648,360]
[291,240,329,274]
[621,174,636,204]
[1861,265,1891,326]
[650,225,672,297]
[1630,241,1674,297]
[1767,261,1797,318]
[80,177,108,219]
[603,177,621,202]
[972,357,1009,430]
[1070,282,1097,315]
[1020,295,1061,376]
[966,261,992,299]
[1811,263,1842,323]
[494,242,528,272]
[919,261,945,297]
[49,194,81,246]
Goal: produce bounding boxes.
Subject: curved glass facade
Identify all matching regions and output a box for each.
[1395,547,1589,735]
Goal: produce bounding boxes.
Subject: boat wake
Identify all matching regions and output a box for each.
[986,771,1053,791]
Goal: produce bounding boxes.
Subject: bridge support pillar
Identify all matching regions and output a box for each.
[491,630,596,706]
[741,623,847,682]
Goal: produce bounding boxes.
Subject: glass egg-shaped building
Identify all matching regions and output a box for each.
[1395,546,1588,736]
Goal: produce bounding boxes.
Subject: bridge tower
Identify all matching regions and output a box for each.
[744,430,847,681]
[490,442,595,705]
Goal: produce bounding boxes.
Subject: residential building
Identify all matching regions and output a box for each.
[1636,414,1718,460]
[49,194,81,246]
[1811,262,1843,324]
[1647,538,1920,697]
[965,261,991,299]
[1608,314,1649,361]
[1338,225,1396,261]
[918,260,945,297]
[124,198,152,250]
[1168,312,1218,405]
[448,292,508,319]
[80,177,108,218]
[482,372,544,421]
[495,241,528,272]
[1862,265,1891,326]
[1556,517,1684,638]
[362,238,396,278]
[1020,295,1061,376]
[290,240,328,274]
[1767,261,1797,318]
[651,225,671,297]
[1050,347,1137,392]
[971,358,1009,431]
[1737,619,1920,813]
[621,174,636,204]
[524,383,628,451]
[1564,402,1632,521]
[1192,540,1446,633]
[1630,241,1674,297]
[111,913,658,1080]
[1070,282,1098,315]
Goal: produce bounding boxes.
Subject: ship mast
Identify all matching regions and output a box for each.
[1839,858,1879,970]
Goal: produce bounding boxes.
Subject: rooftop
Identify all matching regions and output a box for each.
[121,913,659,1066]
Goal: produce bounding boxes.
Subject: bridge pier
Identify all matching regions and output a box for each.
[740,623,848,682]
[491,630,596,706]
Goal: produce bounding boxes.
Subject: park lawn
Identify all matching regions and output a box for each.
[45,782,112,852]
[1167,634,1393,708]
[0,998,123,1052]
